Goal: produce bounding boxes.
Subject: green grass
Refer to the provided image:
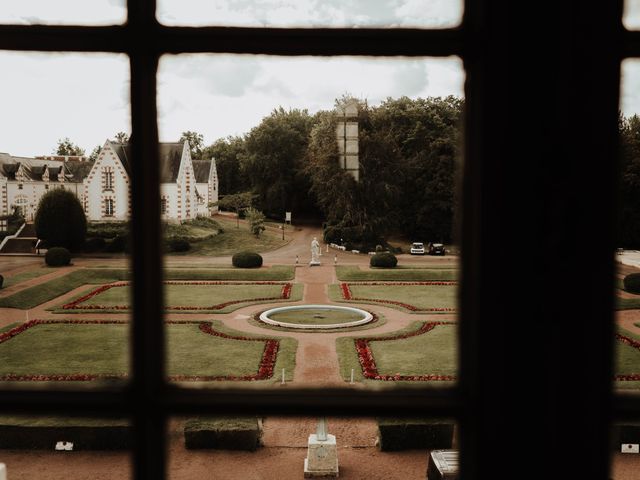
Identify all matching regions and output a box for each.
[184,416,258,431]
[0,320,296,383]
[58,283,303,313]
[336,266,458,282]
[0,266,294,310]
[0,322,20,334]
[616,297,640,310]
[0,416,128,427]
[267,308,364,325]
[170,215,288,256]
[2,267,54,288]
[328,283,457,312]
[336,322,457,386]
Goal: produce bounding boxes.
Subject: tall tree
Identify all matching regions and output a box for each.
[113,131,129,143]
[618,114,640,247]
[54,137,85,156]
[211,191,255,228]
[89,145,102,161]
[242,107,316,217]
[35,189,87,251]
[180,131,205,159]
[201,136,247,195]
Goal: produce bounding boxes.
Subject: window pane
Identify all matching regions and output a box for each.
[625,0,640,29]
[0,0,126,26]
[157,0,462,28]
[0,414,131,479]
[0,52,132,389]
[159,54,463,392]
[169,415,459,479]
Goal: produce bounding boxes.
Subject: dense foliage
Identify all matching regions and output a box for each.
[624,273,640,294]
[370,252,398,268]
[619,114,640,247]
[45,247,71,267]
[34,189,87,251]
[232,251,263,268]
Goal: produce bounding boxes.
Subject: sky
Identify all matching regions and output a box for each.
[0,1,639,157]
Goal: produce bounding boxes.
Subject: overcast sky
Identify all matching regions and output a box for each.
[0,1,639,157]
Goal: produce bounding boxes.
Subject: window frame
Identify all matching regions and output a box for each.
[0,1,633,479]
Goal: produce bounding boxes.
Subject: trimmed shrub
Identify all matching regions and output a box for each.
[34,189,87,251]
[84,237,106,252]
[624,273,640,294]
[45,247,71,267]
[0,422,130,450]
[0,274,3,289]
[105,235,128,253]
[377,418,454,451]
[232,251,263,268]
[370,252,398,268]
[167,237,191,252]
[184,417,261,451]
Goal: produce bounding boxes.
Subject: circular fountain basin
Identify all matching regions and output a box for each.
[259,304,373,330]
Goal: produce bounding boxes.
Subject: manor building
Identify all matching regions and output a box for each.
[0,140,218,223]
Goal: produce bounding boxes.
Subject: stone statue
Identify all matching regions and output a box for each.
[310,237,321,266]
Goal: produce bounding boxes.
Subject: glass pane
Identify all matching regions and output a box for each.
[0,415,131,479]
[157,0,462,28]
[0,52,132,388]
[625,0,640,29]
[0,0,126,26]
[159,54,463,391]
[169,415,458,479]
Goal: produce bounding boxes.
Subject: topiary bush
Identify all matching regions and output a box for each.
[34,189,87,251]
[370,252,398,268]
[167,237,191,252]
[232,251,263,268]
[45,247,71,267]
[624,273,640,294]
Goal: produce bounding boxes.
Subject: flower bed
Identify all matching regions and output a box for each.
[61,281,293,311]
[339,282,458,312]
[354,321,457,381]
[615,333,640,381]
[0,319,280,382]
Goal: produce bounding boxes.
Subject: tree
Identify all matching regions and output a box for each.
[211,191,254,228]
[34,189,87,251]
[180,131,205,159]
[54,137,85,156]
[246,207,266,238]
[89,145,102,161]
[113,132,129,143]
[201,136,247,195]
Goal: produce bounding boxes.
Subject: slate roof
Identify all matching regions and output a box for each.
[0,153,93,182]
[110,141,186,183]
[192,160,212,183]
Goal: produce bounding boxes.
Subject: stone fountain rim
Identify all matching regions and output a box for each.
[259,304,374,330]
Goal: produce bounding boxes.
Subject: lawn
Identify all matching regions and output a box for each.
[336,266,458,282]
[336,321,458,386]
[59,282,302,313]
[2,267,54,288]
[0,320,296,383]
[616,327,640,389]
[329,283,458,312]
[0,266,294,309]
[172,215,289,256]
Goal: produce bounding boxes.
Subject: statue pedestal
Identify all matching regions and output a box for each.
[304,434,339,478]
[309,260,321,266]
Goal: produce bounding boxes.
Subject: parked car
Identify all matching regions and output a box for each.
[428,242,446,255]
[410,242,426,255]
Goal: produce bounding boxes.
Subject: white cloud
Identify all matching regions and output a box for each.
[0,53,130,157]
[0,0,126,25]
[157,0,461,28]
[158,55,463,144]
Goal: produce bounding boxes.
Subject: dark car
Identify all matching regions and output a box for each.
[428,242,446,255]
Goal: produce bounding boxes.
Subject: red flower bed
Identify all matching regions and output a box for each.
[615,333,640,381]
[354,321,457,382]
[0,319,280,382]
[339,282,457,312]
[62,281,294,311]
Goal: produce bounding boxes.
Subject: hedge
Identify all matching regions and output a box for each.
[184,417,262,451]
[167,237,191,252]
[377,418,454,451]
[370,252,398,268]
[624,273,640,294]
[0,420,130,450]
[45,247,71,267]
[611,423,640,450]
[232,251,263,268]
